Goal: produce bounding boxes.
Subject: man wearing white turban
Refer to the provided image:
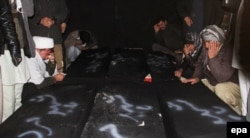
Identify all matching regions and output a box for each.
[183,25,242,115]
[26,36,65,89]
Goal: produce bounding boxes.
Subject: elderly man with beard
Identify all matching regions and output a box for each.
[26,36,65,89]
[183,25,241,115]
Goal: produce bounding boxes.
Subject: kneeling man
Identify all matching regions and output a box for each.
[183,25,242,115]
[26,36,65,89]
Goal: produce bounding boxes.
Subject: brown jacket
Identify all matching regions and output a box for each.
[193,41,238,85]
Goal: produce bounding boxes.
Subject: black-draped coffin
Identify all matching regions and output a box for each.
[0,47,244,138]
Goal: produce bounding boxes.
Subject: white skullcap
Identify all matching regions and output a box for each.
[33,36,54,49]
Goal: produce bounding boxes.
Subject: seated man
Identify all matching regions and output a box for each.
[26,36,65,89]
[152,16,184,65]
[64,30,98,64]
[183,25,242,115]
[174,32,202,80]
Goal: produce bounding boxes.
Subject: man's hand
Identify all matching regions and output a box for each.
[74,40,83,49]
[183,44,190,56]
[207,41,220,59]
[174,68,183,78]
[75,39,82,46]
[11,53,22,66]
[47,52,55,63]
[53,73,65,82]
[184,16,193,27]
[61,22,67,33]
[182,77,200,84]
[153,24,160,33]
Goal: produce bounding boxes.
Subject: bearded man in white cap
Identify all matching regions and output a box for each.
[183,25,242,115]
[26,36,65,89]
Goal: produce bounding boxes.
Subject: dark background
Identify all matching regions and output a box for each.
[65,0,181,50]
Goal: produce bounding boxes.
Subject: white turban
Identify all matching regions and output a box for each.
[33,36,54,49]
[200,25,225,43]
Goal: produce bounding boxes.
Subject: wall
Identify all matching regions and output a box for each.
[65,0,181,50]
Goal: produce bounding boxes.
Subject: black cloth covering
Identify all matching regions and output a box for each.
[106,48,150,83]
[64,47,112,84]
[0,84,98,138]
[156,80,244,138]
[0,47,244,138]
[146,51,176,83]
[80,82,166,138]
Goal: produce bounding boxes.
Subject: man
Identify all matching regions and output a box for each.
[64,30,98,65]
[0,0,31,123]
[176,0,224,36]
[13,0,36,58]
[183,25,241,115]
[174,32,203,79]
[26,36,65,89]
[152,16,184,65]
[29,0,69,73]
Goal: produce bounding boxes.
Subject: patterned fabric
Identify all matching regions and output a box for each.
[185,32,202,58]
[200,25,225,43]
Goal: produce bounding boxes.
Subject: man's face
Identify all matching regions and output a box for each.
[156,20,167,30]
[186,44,195,53]
[183,43,195,55]
[37,48,52,60]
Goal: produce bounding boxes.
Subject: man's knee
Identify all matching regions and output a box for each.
[215,83,241,106]
[215,83,242,115]
[215,83,233,101]
[152,43,157,51]
[152,43,161,51]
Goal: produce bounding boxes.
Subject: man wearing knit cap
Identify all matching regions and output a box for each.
[26,36,65,89]
[183,25,242,115]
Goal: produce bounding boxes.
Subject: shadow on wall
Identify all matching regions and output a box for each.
[65,0,181,50]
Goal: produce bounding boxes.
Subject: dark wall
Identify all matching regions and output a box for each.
[65,0,181,50]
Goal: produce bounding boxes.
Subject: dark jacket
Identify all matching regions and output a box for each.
[180,32,203,70]
[180,47,202,70]
[0,0,21,66]
[28,0,68,44]
[176,0,224,32]
[193,41,238,85]
[154,24,183,51]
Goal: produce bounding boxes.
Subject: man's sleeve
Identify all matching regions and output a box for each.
[208,45,236,82]
[176,0,189,21]
[55,0,69,24]
[64,30,78,48]
[21,0,34,17]
[36,77,56,89]
[192,47,205,79]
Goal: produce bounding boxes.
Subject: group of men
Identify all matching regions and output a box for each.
[0,0,248,125]
[0,0,101,123]
[0,0,69,123]
[151,0,243,116]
